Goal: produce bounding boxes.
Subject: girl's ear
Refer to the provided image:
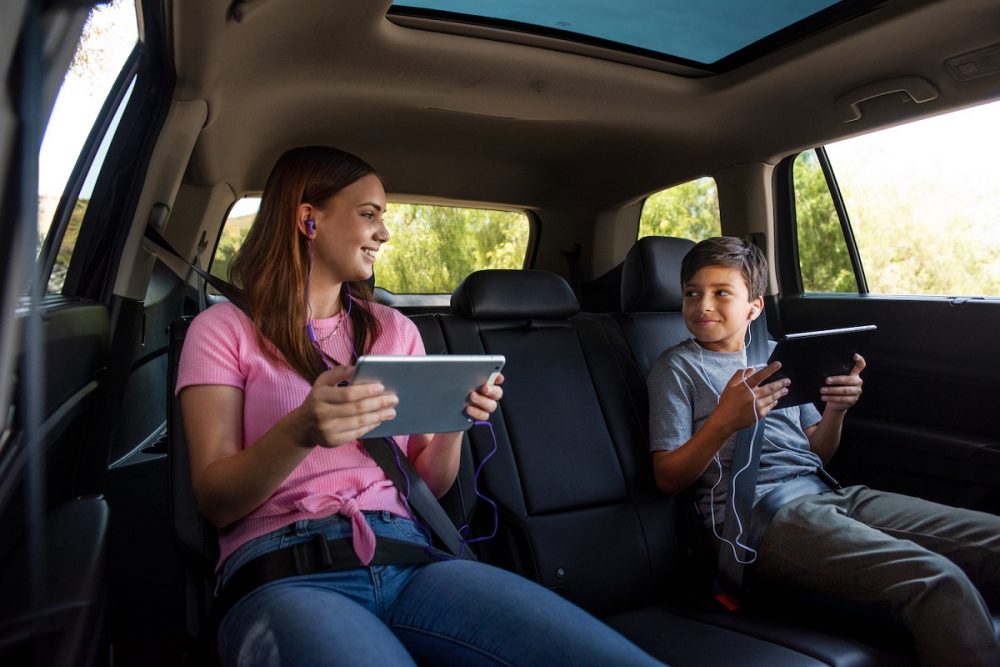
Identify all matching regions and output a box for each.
[296,204,315,238]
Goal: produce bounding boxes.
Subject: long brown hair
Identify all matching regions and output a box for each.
[229,146,382,382]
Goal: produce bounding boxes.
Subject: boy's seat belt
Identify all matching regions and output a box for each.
[145,224,473,561]
[717,311,769,594]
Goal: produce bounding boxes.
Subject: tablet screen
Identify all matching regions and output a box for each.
[765,325,876,410]
[351,355,505,438]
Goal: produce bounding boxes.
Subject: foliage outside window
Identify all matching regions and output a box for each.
[638,177,721,241]
[797,100,1000,297]
[793,150,856,293]
[212,200,530,295]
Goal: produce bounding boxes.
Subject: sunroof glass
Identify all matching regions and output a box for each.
[390,0,854,67]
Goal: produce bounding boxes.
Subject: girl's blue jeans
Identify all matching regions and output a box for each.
[217,511,664,666]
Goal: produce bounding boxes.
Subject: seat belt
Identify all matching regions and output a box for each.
[146,224,472,560]
[716,311,769,595]
[362,437,473,559]
[144,225,249,312]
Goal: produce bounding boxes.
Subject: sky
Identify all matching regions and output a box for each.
[38,1,137,198]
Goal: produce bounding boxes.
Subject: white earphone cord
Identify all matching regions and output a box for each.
[699,323,759,564]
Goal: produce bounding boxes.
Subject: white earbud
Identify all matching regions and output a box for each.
[750,307,759,318]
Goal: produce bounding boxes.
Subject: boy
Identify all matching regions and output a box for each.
[647,236,1000,667]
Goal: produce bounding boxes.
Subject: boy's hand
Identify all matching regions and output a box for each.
[713,361,789,432]
[819,353,865,413]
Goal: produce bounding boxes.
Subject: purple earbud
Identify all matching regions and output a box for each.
[305,218,316,239]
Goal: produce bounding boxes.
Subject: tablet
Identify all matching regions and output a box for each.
[765,325,876,410]
[350,354,506,438]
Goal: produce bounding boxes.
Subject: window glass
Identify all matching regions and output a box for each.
[213,199,531,295]
[792,150,856,293]
[212,197,260,285]
[638,177,721,241]
[390,0,845,66]
[38,0,138,293]
[821,100,1000,297]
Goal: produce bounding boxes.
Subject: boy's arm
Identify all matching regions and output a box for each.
[652,362,789,495]
[805,354,865,464]
[652,415,739,495]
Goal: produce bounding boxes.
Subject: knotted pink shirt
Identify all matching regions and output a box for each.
[175,300,424,570]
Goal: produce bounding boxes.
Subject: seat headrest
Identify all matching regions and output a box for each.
[452,270,580,319]
[621,236,696,313]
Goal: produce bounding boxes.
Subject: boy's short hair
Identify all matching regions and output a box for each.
[680,236,767,300]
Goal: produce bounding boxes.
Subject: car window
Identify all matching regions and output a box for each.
[792,149,857,293]
[637,177,721,242]
[794,100,1000,297]
[37,0,137,294]
[213,198,531,295]
[389,1,857,70]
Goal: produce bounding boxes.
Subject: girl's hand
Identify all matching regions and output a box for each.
[298,366,399,447]
[464,372,505,422]
[819,354,865,413]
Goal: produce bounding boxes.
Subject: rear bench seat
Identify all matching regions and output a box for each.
[428,268,890,667]
[165,257,919,664]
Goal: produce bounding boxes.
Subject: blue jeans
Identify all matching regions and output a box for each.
[218,512,664,666]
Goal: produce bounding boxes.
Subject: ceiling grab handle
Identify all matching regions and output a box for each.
[835,76,939,123]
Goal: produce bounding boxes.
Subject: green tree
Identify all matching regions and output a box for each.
[793,151,856,292]
[47,198,88,293]
[835,165,1000,296]
[210,214,254,286]
[638,177,721,240]
[376,205,528,294]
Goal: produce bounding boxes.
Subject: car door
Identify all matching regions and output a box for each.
[0,3,149,665]
[773,102,1000,515]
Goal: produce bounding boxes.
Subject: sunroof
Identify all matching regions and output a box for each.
[389,0,872,70]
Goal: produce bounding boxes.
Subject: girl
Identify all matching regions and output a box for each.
[177,146,662,666]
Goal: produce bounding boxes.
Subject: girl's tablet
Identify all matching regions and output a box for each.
[351,355,506,438]
[766,325,876,410]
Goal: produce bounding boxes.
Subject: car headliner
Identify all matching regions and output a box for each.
[167,0,999,212]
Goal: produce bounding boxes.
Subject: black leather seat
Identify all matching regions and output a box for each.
[440,268,883,666]
[164,267,932,665]
[615,236,695,376]
[166,317,219,663]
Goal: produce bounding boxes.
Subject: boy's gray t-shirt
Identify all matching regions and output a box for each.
[648,338,823,528]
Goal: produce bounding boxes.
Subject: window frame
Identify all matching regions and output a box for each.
[37,45,142,296]
[776,149,870,297]
[815,146,868,294]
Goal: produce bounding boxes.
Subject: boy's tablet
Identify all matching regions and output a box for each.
[351,355,506,438]
[765,325,876,410]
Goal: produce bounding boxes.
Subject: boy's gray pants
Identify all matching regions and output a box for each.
[753,485,1000,667]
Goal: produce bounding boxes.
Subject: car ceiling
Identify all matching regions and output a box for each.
[167,0,999,211]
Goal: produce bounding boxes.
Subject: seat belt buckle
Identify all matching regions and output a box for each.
[292,534,334,574]
[815,467,842,490]
[715,592,741,612]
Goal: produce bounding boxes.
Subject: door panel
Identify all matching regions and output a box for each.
[779,293,1000,513]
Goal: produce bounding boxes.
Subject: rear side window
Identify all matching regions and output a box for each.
[638,177,721,241]
[38,1,138,294]
[792,150,857,293]
[213,199,531,295]
[793,100,1000,296]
